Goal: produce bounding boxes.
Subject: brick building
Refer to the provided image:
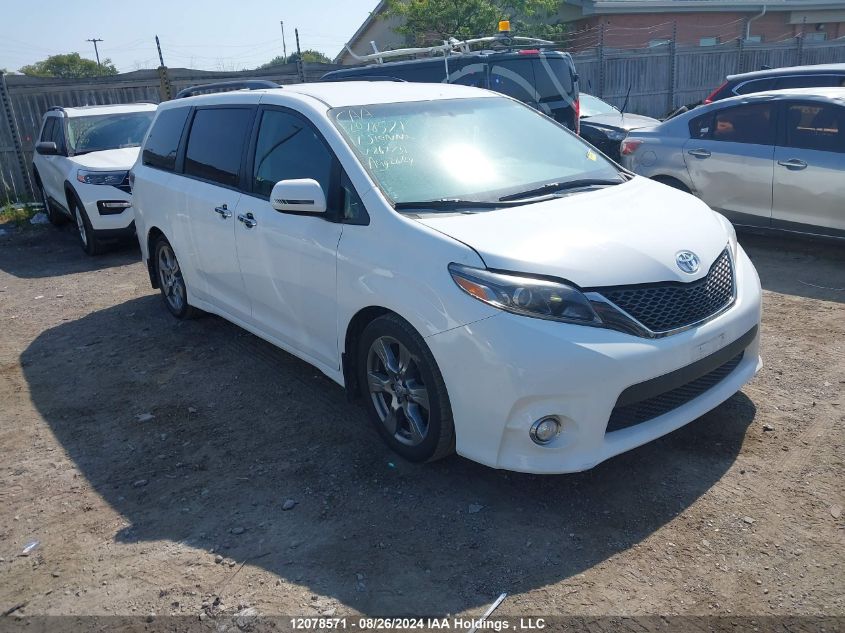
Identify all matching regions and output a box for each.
[336,0,845,63]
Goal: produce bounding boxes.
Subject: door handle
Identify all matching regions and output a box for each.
[687,148,711,159]
[214,204,232,219]
[237,212,257,228]
[777,158,807,170]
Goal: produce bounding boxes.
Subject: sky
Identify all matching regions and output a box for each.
[0,0,379,73]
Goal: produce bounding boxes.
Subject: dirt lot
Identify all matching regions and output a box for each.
[0,223,843,625]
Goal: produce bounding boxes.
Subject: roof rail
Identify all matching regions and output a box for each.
[344,34,554,65]
[47,106,66,114]
[321,75,407,83]
[175,79,281,99]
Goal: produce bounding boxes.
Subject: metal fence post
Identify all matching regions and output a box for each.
[0,74,33,200]
[597,23,605,99]
[668,21,677,112]
[157,65,173,101]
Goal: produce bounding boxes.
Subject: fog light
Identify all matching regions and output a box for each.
[530,416,560,445]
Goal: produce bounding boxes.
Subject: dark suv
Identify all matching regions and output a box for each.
[703,63,845,104]
[322,50,581,133]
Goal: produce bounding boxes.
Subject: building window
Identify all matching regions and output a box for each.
[700,37,720,47]
[804,32,827,42]
[648,39,671,47]
[744,35,762,43]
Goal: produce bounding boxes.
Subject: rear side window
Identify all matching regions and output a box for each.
[689,112,714,138]
[386,62,444,83]
[711,103,775,145]
[251,109,333,198]
[448,62,486,88]
[784,102,844,153]
[532,57,574,103]
[143,107,190,171]
[734,78,777,95]
[184,108,254,187]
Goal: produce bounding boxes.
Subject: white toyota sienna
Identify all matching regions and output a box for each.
[131,81,762,474]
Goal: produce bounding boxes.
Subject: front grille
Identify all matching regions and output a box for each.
[597,249,734,333]
[606,352,744,433]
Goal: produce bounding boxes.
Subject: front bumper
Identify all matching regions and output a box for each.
[77,181,135,232]
[426,245,762,474]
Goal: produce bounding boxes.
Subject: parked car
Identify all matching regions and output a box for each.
[131,80,762,474]
[703,63,845,104]
[321,50,581,134]
[32,103,157,254]
[578,93,660,160]
[621,88,845,240]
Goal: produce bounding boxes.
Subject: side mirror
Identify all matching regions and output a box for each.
[270,179,327,214]
[36,141,59,156]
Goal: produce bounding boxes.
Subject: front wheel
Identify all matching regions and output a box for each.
[71,200,103,255]
[39,182,66,226]
[154,236,199,320]
[357,314,454,463]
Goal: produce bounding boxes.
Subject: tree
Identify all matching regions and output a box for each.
[257,49,331,68]
[19,53,118,78]
[384,0,567,46]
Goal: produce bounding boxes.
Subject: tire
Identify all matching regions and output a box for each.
[652,176,692,193]
[357,314,455,463]
[70,197,103,255]
[38,181,67,226]
[153,235,200,320]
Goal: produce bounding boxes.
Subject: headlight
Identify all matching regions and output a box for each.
[449,263,601,325]
[76,170,128,186]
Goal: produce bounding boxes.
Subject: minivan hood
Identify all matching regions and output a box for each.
[581,112,660,131]
[71,147,139,170]
[414,177,729,288]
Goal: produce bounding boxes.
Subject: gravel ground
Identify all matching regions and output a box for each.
[0,224,842,626]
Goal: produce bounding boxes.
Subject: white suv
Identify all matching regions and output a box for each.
[32,103,156,254]
[132,81,762,474]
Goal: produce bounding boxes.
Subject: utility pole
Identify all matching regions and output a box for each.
[295,28,305,82]
[155,35,165,66]
[280,21,288,62]
[155,35,172,102]
[86,38,103,66]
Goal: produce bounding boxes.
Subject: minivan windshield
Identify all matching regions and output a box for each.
[67,111,155,155]
[330,97,621,208]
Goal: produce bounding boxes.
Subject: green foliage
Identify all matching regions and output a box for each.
[19,53,118,78]
[0,204,38,229]
[257,49,332,68]
[384,0,567,45]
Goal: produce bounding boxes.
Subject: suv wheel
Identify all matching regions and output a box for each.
[357,314,455,463]
[71,199,103,255]
[154,236,199,320]
[39,182,66,226]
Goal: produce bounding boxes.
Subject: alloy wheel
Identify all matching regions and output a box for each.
[74,206,87,246]
[366,336,431,447]
[157,243,185,312]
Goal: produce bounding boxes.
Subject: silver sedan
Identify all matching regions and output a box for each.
[620,88,845,240]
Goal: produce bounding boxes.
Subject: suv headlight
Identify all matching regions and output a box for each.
[449,263,601,325]
[77,170,128,186]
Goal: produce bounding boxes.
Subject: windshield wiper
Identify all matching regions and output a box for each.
[394,196,559,212]
[499,178,624,202]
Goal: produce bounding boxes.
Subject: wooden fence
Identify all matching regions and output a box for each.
[2,37,844,202]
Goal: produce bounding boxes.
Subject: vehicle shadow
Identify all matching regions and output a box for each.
[739,232,845,304]
[0,225,139,279]
[21,295,756,616]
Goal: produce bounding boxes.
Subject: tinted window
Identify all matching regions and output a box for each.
[185,108,254,187]
[448,61,486,88]
[689,112,714,139]
[784,102,844,153]
[143,107,191,171]
[734,77,777,95]
[775,74,845,90]
[490,60,537,106]
[532,58,574,103]
[712,103,775,144]
[252,109,333,198]
[40,117,56,142]
[387,62,444,83]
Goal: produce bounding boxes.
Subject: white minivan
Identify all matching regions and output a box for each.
[131,81,762,474]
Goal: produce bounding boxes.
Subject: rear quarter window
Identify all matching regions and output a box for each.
[142,107,191,171]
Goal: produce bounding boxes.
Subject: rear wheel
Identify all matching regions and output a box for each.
[358,314,454,463]
[154,236,199,320]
